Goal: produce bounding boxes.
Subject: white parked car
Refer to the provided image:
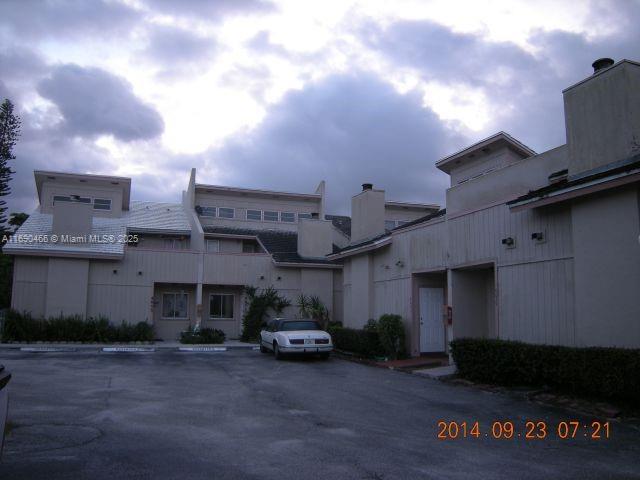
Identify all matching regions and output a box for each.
[260,318,332,360]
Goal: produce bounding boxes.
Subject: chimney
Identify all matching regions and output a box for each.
[297,218,333,258]
[350,184,385,243]
[52,198,93,239]
[592,57,614,73]
[563,58,640,175]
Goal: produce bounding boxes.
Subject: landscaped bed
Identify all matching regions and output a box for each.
[1,310,154,343]
[450,338,640,405]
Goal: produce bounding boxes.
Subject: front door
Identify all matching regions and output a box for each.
[419,287,445,352]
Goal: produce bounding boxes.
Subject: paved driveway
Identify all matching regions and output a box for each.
[0,349,638,479]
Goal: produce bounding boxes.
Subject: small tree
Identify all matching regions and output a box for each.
[0,99,21,226]
[297,294,330,329]
[8,212,28,231]
[240,286,291,341]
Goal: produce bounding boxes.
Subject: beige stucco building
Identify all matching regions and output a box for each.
[6,58,640,353]
[5,166,436,341]
[330,58,640,356]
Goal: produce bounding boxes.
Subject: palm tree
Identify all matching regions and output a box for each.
[297,294,330,329]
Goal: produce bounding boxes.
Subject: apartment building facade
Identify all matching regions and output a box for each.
[6,58,639,352]
[5,166,438,341]
[330,58,640,356]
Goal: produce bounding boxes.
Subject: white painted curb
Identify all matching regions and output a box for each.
[102,347,156,353]
[178,347,227,352]
[20,347,78,353]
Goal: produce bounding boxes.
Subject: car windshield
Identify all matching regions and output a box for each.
[279,321,321,331]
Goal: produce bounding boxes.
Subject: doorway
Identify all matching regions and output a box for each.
[419,287,445,352]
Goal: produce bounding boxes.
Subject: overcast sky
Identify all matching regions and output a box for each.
[1,0,639,215]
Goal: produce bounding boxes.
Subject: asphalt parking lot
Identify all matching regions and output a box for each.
[1,349,639,480]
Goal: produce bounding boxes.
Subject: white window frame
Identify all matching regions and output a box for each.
[206,239,220,253]
[218,207,235,219]
[280,212,296,223]
[93,198,112,211]
[162,292,189,319]
[246,209,262,221]
[263,210,278,222]
[163,238,186,250]
[52,195,91,206]
[200,206,217,217]
[209,293,234,320]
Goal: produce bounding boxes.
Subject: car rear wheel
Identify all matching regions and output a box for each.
[274,342,284,360]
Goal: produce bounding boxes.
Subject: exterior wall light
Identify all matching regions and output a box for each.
[395,260,405,268]
[501,237,515,248]
[112,269,118,274]
[531,232,546,243]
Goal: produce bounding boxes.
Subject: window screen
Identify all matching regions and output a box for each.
[218,207,234,219]
[246,209,262,221]
[263,211,278,222]
[210,294,234,319]
[280,212,295,222]
[162,293,188,318]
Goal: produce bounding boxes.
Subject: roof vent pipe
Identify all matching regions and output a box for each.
[592,57,614,73]
[362,183,373,191]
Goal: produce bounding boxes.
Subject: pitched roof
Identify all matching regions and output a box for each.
[3,201,192,258]
[126,201,191,233]
[436,132,536,174]
[390,208,446,231]
[2,212,126,258]
[325,214,351,237]
[507,155,640,209]
[203,226,341,266]
[331,232,391,256]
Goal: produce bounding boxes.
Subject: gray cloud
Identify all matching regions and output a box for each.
[142,0,275,20]
[205,72,461,214]
[37,64,164,141]
[360,4,640,153]
[0,0,139,41]
[145,26,215,64]
[143,25,217,79]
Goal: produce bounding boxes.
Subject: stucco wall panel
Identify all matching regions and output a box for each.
[498,259,575,346]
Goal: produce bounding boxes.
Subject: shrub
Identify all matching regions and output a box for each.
[377,314,405,360]
[0,309,154,343]
[240,286,290,341]
[450,338,640,403]
[328,325,384,358]
[180,327,226,344]
[297,294,330,329]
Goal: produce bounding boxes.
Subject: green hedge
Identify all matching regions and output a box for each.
[328,325,384,358]
[1,309,154,343]
[180,327,226,344]
[450,338,640,403]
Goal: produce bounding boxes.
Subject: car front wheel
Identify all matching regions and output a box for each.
[274,342,284,360]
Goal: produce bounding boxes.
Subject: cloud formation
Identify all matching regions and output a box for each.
[2,0,640,219]
[0,0,139,40]
[206,73,461,214]
[37,64,164,141]
[143,25,217,77]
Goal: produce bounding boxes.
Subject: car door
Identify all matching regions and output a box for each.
[261,320,274,347]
